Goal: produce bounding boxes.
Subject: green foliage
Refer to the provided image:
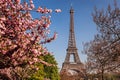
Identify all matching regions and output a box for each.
[28,64,44,80]
[28,56,45,80]
[29,54,60,80]
[43,54,60,80]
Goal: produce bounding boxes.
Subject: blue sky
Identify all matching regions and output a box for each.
[30,0,120,69]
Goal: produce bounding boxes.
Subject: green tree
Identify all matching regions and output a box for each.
[43,54,60,80]
[28,54,60,80]
[28,64,44,80]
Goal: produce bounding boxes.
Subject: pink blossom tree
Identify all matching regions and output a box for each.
[0,0,60,79]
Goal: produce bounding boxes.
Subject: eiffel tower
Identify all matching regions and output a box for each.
[60,7,85,80]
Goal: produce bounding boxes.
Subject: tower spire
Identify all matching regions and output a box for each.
[70,3,73,8]
[68,7,76,48]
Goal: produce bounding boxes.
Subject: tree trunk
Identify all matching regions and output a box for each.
[101,67,104,80]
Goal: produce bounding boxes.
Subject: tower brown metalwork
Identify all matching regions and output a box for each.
[60,7,85,80]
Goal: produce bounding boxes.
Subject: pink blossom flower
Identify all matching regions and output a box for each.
[32,49,38,54]
[38,52,42,55]
[36,68,39,70]
[48,9,52,13]
[29,61,33,64]
[0,30,5,34]
[15,0,21,4]
[43,24,50,28]
[55,9,61,13]
[2,50,7,54]
[33,58,38,62]
[0,16,6,21]
[12,5,16,9]
[29,0,33,4]
[30,4,35,9]
[36,7,42,12]
[6,40,12,45]
[53,32,58,40]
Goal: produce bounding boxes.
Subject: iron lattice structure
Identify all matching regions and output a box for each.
[60,7,85,80]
